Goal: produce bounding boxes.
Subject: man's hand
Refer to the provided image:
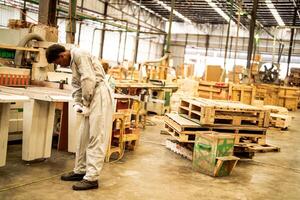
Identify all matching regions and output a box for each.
[73,104,90,116]
[81,106,90,116]
[73,104,83,113]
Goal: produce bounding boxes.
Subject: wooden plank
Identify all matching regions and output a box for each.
[165,113,200,127]
[0,92,29,103]
[0,103,10,167]
[0,44,40,52]
[0,86,72,102]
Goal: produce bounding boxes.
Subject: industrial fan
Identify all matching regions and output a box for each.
[256,62,280,84]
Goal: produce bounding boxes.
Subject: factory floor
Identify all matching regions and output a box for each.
[0,113,300,200]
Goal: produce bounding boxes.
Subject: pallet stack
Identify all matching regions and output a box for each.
[165,97,279,160]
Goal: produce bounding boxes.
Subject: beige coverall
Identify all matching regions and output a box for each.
[70,48,113,181]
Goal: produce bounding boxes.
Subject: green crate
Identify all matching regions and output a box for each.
[193,132,236,176]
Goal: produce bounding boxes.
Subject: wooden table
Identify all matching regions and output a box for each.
[0,92,29,167]
[0,86,72,161]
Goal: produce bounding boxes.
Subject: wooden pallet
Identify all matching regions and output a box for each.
[270,113,291,129]
[165,113,267,144]
[236,143,280,153]
[179,98,270,128]
[165,139,193,160]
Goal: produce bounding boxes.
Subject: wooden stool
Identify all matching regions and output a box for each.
[105,113,125,162]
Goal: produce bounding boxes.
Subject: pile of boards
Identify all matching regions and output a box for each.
[165,97,280,160]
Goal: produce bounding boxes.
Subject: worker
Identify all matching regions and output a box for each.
[46,44,113,191]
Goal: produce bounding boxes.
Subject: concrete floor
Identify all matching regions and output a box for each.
[0,114,300,200]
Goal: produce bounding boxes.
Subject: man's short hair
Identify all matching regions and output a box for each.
[46,44,66,63]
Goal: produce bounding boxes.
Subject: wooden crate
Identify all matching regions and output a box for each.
[165,113,267,145]
[255,84,300,111]
[277,86,299,111]
[198,80,229,100]
[229,84,256,105]
[270,113,291,129]
[192,132,239,177]
[178,98,270,128]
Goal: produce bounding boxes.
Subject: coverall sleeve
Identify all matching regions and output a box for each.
[76,55,97,107]
[71,77,83,105]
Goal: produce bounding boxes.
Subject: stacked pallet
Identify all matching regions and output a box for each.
[165,98,279,160]
[177,98,269,144]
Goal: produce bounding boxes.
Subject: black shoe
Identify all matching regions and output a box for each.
[72,179,99,191]
[61,172,85,181]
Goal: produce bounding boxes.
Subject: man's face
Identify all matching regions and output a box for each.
[53,51,70,67]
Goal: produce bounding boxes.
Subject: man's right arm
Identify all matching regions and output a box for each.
[72,77,83,106]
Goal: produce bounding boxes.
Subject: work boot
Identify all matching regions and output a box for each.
[61,171,85,181]
[72,179,99,191]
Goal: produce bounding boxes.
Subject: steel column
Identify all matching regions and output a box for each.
[287,3,298,76]
[66,0,77,44]
[246,0,258,69]
[133,0,142,63]
[99,1,108,59]
[165,0,175,54]
[38,0,57,26]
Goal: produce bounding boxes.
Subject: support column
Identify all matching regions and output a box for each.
[246,0,259,69]
[66,0,77,44]
[99,1,109,59]
[133,0,142,63]
[38,0,57,26]
[21,0,27,21]
[165,0,175,54]
[77,0,84,45]
[287,5,298,76]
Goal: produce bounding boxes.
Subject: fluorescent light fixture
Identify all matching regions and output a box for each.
[265,0,285,26]
[156,0,192,23]
[205,0,230,22]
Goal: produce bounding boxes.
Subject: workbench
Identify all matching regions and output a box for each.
[115,82,178,116]
[0,86,73,161]
[0,92,29,167]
